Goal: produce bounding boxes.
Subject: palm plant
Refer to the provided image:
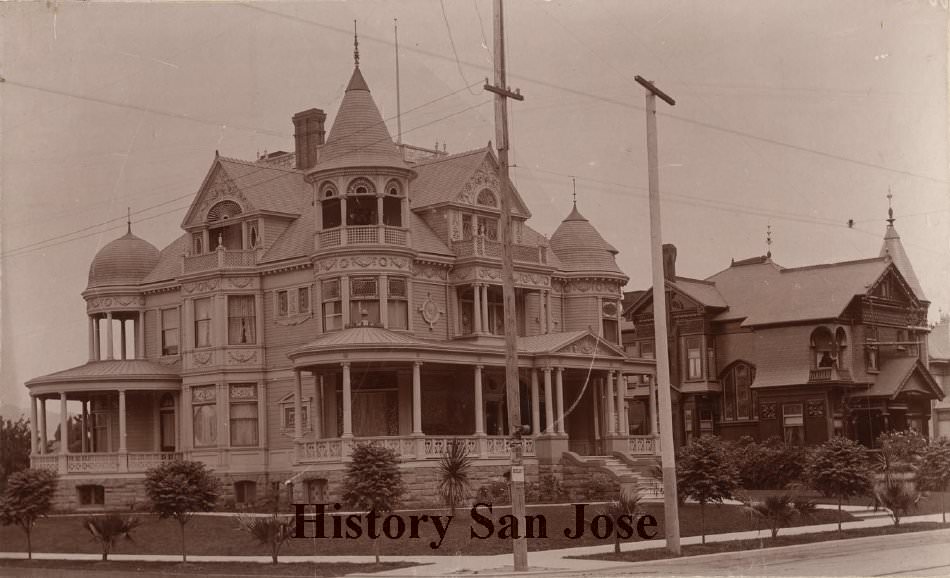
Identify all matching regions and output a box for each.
[875,481,919,527]
[83,514,141,561]
[438,439,474,515]
[237,513,295,564]
[601,489,643,553]
[744,493,797,538]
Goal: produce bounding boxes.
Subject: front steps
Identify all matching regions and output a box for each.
[562,451,664,502]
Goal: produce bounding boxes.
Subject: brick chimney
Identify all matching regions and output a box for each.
[662,243,677,280]
[292,108,327,170]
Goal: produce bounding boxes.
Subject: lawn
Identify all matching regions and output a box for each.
[742,489,950,519]
[0,560,415,576]
[572,521,950,564]
[0,502,851,557]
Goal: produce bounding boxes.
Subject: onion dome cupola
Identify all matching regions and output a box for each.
[87,229,160,290]
[549,203,622,274]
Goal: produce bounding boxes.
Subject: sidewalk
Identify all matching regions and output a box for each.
[0,511,946,577]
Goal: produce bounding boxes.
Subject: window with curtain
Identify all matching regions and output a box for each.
[685,336,702,380]
[229,384,258,446]
[277,291,289,316]
[298,287,311,314]
[350,277,380,325]
[161,308,179,356]
[227,295,256,345]
[194,298,212,348]
[322,279,342,331]
[387,277,408,330]
[783,403,804,445]
[192,385,216,447]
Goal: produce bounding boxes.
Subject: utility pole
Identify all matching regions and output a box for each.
[485,0,528,571]
[634,74,681,557]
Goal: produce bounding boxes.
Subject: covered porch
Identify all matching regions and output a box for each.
[287,327,656,465]
[26,360,183,475]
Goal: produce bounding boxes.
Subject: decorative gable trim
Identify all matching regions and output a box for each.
[456,155,531,217]
[181,161,253,229]
[551,331,627,358]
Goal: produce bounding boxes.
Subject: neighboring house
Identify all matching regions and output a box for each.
[623,216,944,448]
[929,314,950,438]
[25,55,655,510]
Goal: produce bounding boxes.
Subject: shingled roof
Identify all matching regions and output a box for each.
[141,233,189,284]
[314,67,407,172]
[87,231,160,289]
[549,203,622,274]
[881,223,927,302]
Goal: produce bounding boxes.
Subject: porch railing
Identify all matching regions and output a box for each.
[628,435,659,455]
[30,452,182,474]
[296,435,536,463]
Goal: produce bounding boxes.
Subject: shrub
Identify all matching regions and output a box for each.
[341,443,406,563]
[476,479,510,505]
[144,459,220,562]
[0,468,58,560]
[804,436,872,535]
[83,514,141,561]
[729,437,805,490]
[917,438,950,523]
[585,474,615,502]
[676,435,739,544]
[437,439,473,515]
[537,474,566,503]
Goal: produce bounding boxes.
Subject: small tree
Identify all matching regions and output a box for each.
[601,489,643,553]
[676,435,739,544]
[438,439,473,515]
[83,513,141,560]
[804,436,872,535]
[144,460,219,562]
[0,417,32,490]
[917,438,950,523]
[341,443,406,564]
[0,468,58,559]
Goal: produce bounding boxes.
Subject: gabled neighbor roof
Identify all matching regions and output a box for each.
[410,147,530,216]
[181,157,307,228]
[929,316,950,361]
[707,256,894,326]
[861,357,944,400]
[624,277,728,317]
[314,67,407,172]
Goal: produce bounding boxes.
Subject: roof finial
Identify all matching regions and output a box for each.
[571,177,577,207]
[353,20,360,68]
[766,224,772,258]
[127,207,132,234]
[886,188,895,226]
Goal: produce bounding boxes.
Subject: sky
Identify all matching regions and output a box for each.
[2,0,948,411]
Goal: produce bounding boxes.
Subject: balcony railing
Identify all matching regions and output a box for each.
[808,366,853,382]
[452,238,547,264]
[295,435,536,464]
[316,226,409,250]
[183,248,257,274]
[31,452,182,474]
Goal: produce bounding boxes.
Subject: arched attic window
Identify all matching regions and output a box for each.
[207,200,242,222]
[383,180,403,227]
[346,178,377,226]
[810,327,837,368]
[207,200,244,250]
[321,183,341,229]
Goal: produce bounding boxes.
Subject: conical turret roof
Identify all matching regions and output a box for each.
[315,67,406,172]
[549,203,622,273]
[880,223,927,301]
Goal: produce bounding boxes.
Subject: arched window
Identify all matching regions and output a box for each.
[810,327,837,368]
[207,200,242,222]
[321,183,341,229]
[721,361,756,422]
[476,189,497,207]
[383,180,402,227]
[346,178,377,226]
[835,327,848,368]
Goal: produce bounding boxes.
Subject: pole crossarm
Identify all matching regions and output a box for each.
[484,80,525,101]
[634,75,676,106]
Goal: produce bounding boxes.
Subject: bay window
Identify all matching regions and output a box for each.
[387,277,409,330]
[684,336,702,380]
[229,384,259,447]
[192,385,217,447]
[322,279,342,331]
[227,295,256,345]
[161,307,179,356]
[193,298,212,348]
[350,277,380,325]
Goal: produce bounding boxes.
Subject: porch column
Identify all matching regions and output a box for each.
[81,400,89,453]
[120,319,127,360]
[173,391,181,451]
[543,368,554,434]
[379,274,389,328]
[293,370,303,440]
[39,398,47,453]
[606,371,616,435]
[106,312,114,359]
[93,316,101,361]
[615,371,625,435]
[412,362,423,435]
[481,285,490,332]
[592,378,601,442]
[313,375,324,440]
[647,376,657,435]
[473,284,482,333]
[30,396,38,454]
[88,317,96,361]
[59,392,69,453]
[545,290,553,333]
[118,390,127,453]
[474,365,485,435]
[342,362,353,438]
[377,195,385,243]
[530,369,540,437]
[137,311,145,358]
[555,367,566,434]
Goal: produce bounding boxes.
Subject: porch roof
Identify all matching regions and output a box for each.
[858,357,944,400]
[26,359,181,393]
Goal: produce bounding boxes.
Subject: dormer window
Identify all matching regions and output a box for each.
[810,327,837,368]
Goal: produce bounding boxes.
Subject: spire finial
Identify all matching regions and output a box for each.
[353,20,360,68]
[886,188,895,226]
[766,224,772,258]
[571,177,577,207]
[127,207,132,234]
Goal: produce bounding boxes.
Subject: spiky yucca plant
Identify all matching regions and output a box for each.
[83,514,141,561]
[600,489,643,553]
[438,439,474,515]
[237,513,294,564]
[875,481,920,527]
[744,493,797,538]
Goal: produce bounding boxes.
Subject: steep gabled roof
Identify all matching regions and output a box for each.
[624,277,728,317]
[861,357,944,400]
[410,147,530,216]
[881,223,927,302]
[314,67,407,172]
